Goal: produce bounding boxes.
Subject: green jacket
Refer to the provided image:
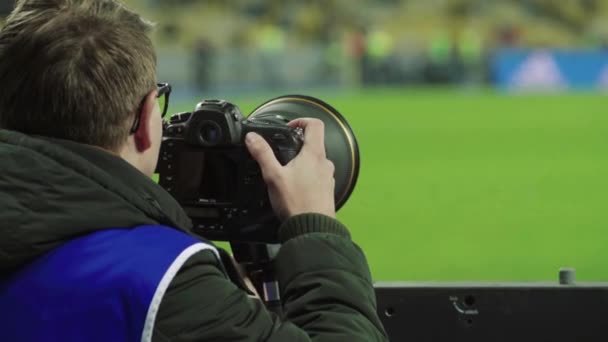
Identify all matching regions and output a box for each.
[0,129,387,341]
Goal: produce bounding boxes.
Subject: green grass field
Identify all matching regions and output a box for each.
[175,88,608,282]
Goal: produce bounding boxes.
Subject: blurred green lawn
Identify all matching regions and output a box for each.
[173,88,608,282]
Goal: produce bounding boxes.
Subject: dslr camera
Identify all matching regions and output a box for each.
[156,95,359,243]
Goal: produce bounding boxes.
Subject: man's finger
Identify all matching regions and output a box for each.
[245,132,281,178]
[288,118,325,156]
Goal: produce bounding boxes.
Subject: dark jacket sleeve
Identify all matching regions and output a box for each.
[152,213,388,341]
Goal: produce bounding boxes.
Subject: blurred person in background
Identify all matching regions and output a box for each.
[0,0,387,341]
[192,36,215,91]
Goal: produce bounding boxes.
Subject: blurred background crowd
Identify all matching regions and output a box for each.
[3,0,607,94]
[115,0,608,95]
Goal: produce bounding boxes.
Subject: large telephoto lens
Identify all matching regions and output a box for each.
[249,95,360,210]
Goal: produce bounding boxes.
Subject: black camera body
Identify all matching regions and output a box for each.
[157,95,360,243]
[157,99,303,242]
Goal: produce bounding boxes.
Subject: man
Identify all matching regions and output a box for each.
[0,0,387,341]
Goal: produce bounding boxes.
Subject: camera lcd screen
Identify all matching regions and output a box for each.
[176,149,237,203]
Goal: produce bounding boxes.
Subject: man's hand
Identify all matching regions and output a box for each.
[245,118,336,221]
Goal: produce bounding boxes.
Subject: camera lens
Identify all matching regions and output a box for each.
[199,121,222,145]
[250,95,360,211]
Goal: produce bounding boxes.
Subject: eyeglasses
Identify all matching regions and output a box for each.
[130,82,172,134]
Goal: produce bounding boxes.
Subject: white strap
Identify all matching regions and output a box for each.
[141,242,219,342]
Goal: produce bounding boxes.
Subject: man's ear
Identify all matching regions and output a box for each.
[133,90,156,153]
